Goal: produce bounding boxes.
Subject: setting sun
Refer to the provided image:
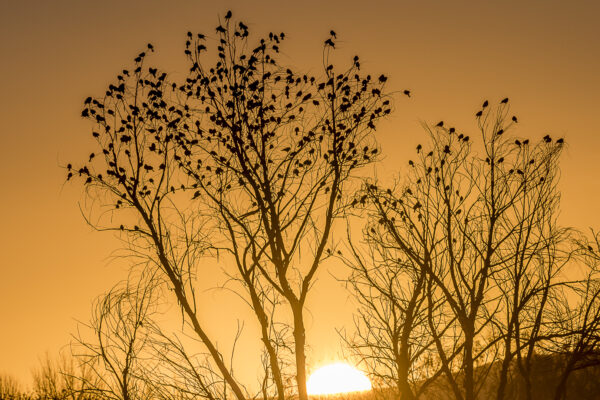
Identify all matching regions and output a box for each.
[306,363,372,395]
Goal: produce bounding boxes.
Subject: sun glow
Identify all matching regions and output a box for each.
[306,363,372,395]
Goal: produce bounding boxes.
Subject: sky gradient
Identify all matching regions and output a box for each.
[1,0,599,386]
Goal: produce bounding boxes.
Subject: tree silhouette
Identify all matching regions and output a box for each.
[69,11,391,400]
[550,232,600,400]
[72,271,159,400]
[0,374,24,400]
[346,102,569,400]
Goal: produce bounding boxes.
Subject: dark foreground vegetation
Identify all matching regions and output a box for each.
[2,353,600,399]
[5,10,600,400]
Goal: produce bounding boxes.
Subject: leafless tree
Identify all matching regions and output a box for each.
[547,232,600,400]
[346,101,567,400]
[341,213,443,400]
[71,271,159,400]
[0,374,24,400]
[69,11,391,400]
[32,352,100,400]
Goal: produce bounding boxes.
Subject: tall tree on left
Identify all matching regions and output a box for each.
[68,11,391,400]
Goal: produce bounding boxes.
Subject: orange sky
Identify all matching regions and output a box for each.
[1,0,599,388]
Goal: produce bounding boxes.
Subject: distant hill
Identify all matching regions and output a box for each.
[308,354,600,400]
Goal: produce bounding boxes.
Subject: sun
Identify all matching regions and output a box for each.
[306,363,372,396]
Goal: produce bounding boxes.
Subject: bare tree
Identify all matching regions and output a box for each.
[346,101,567,400]
[0,374,24,400]
[549,232,600,400]
[72,271,159,400]
[32,352,100,400]
[341,214,441,400]
[69,11,391,400]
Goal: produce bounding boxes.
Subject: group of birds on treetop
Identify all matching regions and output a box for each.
[430,97,564,148]
[68,7,395,231]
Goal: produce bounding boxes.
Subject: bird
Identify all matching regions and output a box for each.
[501,97,509,104]
[225,10,232,19]
[436,121,444,127]
[403,90,411,97]
[482,100,489,108]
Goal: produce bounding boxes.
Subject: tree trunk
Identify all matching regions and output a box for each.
[464,326,475,400]
[495,337,512,400]
[292,304,309,400]
[397,343,415,400]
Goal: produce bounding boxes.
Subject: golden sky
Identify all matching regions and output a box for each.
[1,0,599,386]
